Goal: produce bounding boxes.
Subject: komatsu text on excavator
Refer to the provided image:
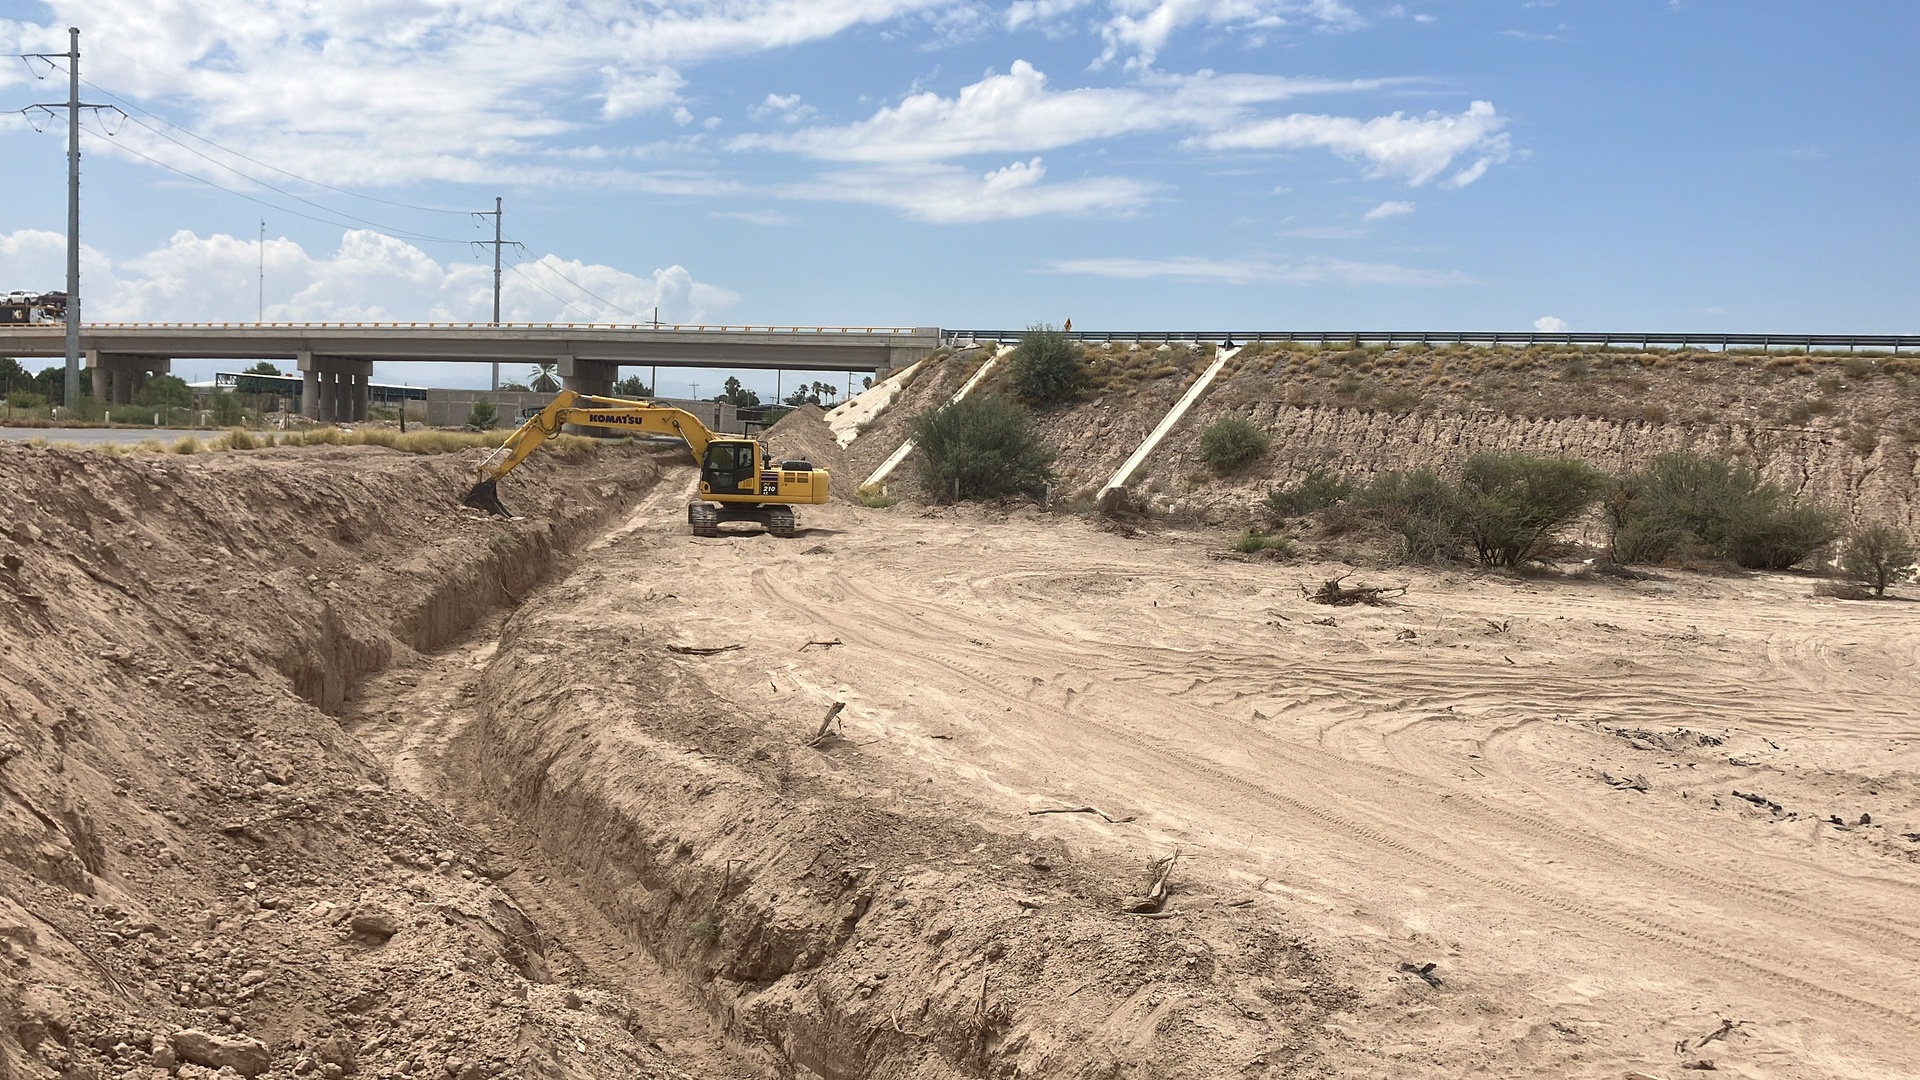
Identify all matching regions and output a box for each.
[461,390,829,537]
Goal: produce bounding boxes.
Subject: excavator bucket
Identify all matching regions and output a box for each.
[462,478,513,518]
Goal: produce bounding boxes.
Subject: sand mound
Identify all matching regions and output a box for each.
[764,403,855,502]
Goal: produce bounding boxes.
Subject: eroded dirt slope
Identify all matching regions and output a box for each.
[0,442,716,1080]
[1091,345,1920,528]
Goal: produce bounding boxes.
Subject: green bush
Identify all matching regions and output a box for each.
[108,406,165,426]
[465,398,499,431]
[1839,522,1916,596]
[1608,452,1841,569]
[1231,531,1292,556]
[6,391,47,409]
[1355,468,1467,562]
[1726,503,1844,570]
[1352,453,1606,567]
[1199,418,1270,473]
[1267,468,1351,517]
[136,374,193,409]
[911,394,1054,501]
[1007,324,1086,405]
[1456,453,1610,568]
[208,389,245,426]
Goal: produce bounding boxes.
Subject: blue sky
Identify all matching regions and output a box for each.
[2,1,1916,395]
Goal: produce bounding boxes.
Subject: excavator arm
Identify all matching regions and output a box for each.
[461,390,722,516]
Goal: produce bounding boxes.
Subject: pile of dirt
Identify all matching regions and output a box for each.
[762,404,855,503]
[0,440,703,1080]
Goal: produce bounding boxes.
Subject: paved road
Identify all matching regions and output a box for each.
[0,426,227,445]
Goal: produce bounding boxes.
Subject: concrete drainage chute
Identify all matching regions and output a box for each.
[1099,345,1238,498]
[862,346,1002,489]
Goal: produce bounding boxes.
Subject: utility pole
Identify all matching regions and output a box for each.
[472,197,506,390]
[257,219,265,322]
[20,29,111,407]
[62,29,78,406]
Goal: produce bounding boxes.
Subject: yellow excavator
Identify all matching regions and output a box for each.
[461,389,829,537]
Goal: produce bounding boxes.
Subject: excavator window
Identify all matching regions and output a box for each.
[701,442,758,494]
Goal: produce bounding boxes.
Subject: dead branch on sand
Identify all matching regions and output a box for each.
[1027,804,1138,824]
[1122,849,1180,914]
[1302,574,1407,606]
[805,702,847,747]
[667,643,744,656]
[799,638,843,651]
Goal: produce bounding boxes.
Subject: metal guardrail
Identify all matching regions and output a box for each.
[942,329,1919,352]
[0,321,928,334]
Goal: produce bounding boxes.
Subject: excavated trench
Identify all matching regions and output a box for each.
[393,485,1344,1080]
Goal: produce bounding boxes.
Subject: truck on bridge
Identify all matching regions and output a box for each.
[1,291,66,325]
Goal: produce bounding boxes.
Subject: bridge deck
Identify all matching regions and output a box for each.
[0,322,941,370]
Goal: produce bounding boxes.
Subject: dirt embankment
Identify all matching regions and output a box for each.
[842,343,1917,527]
[841,347,993,488]
[1093,345,1920,529]
[0,442,701,1080]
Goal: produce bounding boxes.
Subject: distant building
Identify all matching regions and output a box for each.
[210,371,428,411]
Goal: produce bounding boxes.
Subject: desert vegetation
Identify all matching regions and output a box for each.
[1840,523,1918,596]
[1199,417,1269,473]
[1007,324,1088,405]
[910,394,1054,501]
[1606,453,1842,569]
[1246,449,1849,574]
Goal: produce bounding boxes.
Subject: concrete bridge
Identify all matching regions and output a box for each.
[0,321,940,421]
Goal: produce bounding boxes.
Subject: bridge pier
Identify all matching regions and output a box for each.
[557,357,618,436]
[557,355,616,398]
[297,352,374,422]
[84,351,170,407]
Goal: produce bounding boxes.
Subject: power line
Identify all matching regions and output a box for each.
[512,246,646,320]
[78,71,472,216]
[506,262,596,319]
[86,128,473,245]
[88,111,472,245]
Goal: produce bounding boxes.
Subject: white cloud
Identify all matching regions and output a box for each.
[1048,253,1472,286]
[748,93,819,124]
[729,62,1501,221]
[1099,0,1365,67]
[0,0,955,185]
[1196,100,1510,187]
[710,209,794,225]
[1361,199,1414,221]
[1005,0,1095,31]
[601,68,688,121]
[736,60,1395,162]
[1533,315,1568,332]
[785,158,1154,222]
[0,227,738,324]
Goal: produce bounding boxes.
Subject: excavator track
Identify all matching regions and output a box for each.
[765,505,797,538]
[688,502,721,538]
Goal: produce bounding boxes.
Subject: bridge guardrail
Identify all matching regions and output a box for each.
[941,329,1918,352]
[0,321,928,334]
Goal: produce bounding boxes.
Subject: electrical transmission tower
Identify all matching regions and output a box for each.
[17,27,120,408]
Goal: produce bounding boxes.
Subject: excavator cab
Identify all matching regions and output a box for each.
[699,440,760,496]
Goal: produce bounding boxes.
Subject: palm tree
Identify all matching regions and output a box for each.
[529,363,561,393]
